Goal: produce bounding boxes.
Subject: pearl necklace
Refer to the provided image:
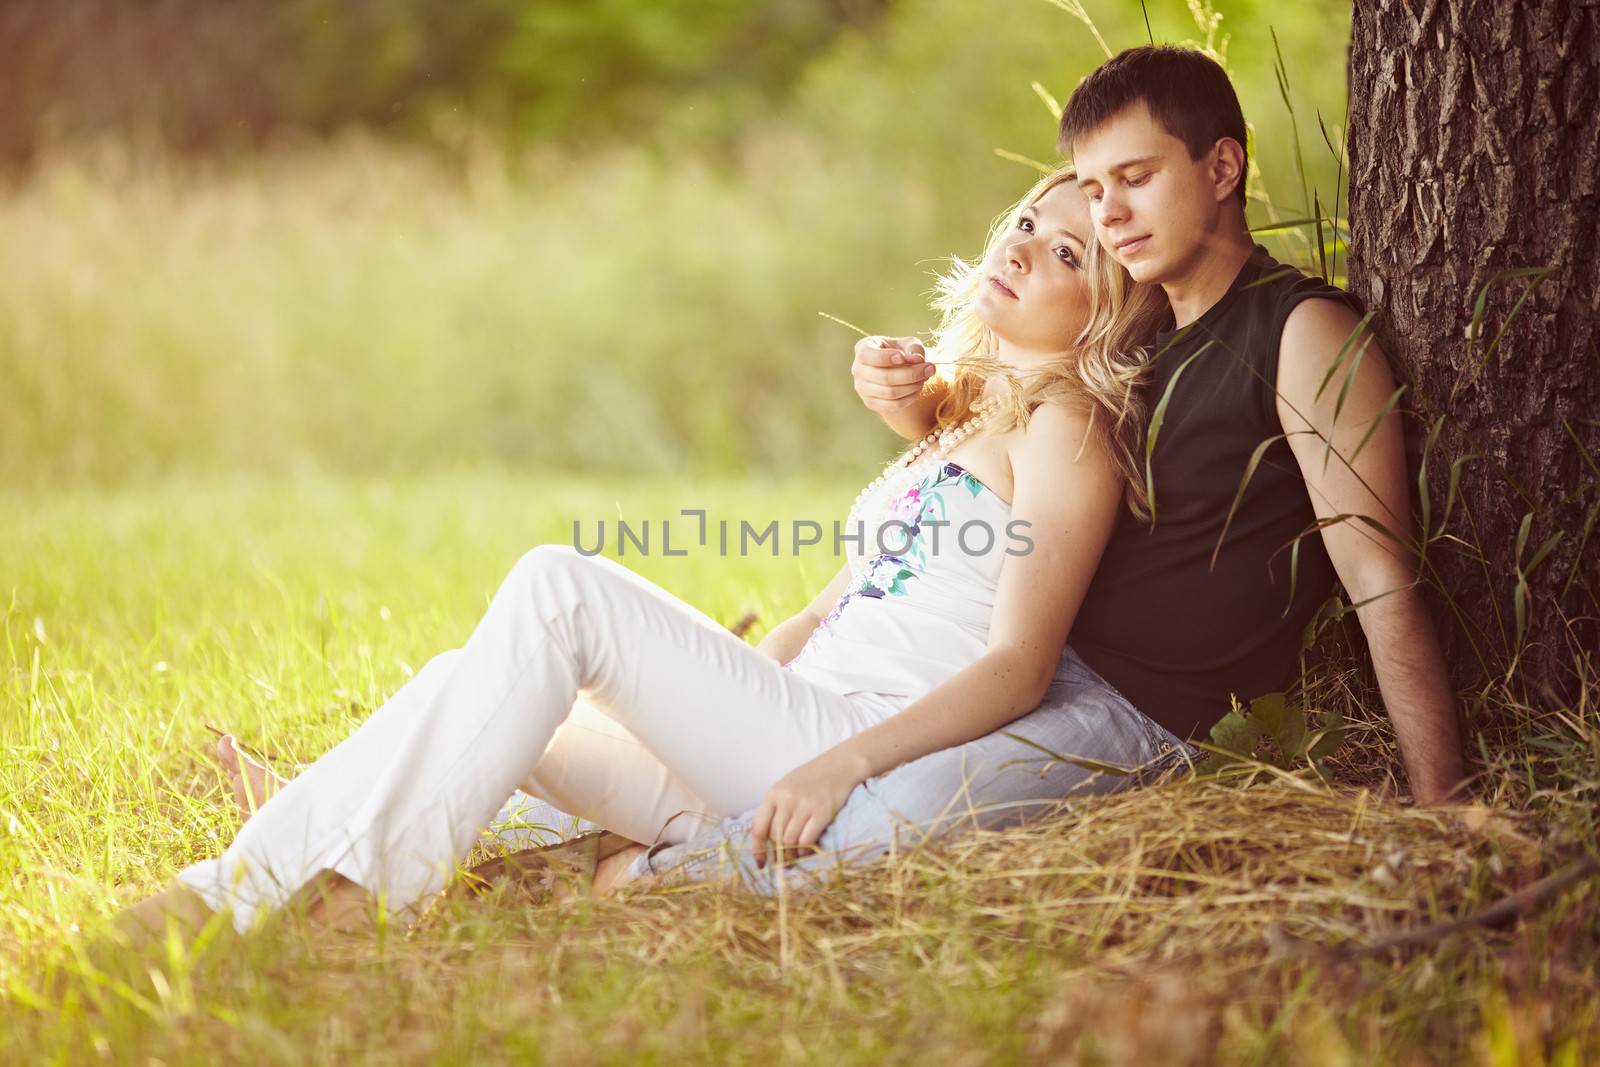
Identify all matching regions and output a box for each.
[852,396,1002,515]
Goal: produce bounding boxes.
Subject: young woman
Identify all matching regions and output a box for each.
[127,166,1168,937]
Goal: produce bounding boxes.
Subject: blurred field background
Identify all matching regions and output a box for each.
[0,0,1351,488]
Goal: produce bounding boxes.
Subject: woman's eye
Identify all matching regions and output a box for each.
[1056,248,1078,267]
[1018,218,1034,233]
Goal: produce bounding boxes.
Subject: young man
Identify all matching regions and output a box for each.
[268,46,1464,895]
[1057,44,1465,805]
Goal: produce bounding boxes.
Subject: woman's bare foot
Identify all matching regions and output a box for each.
[218,734,289,820]
[294,870,378,935]
[593,843,648,897]
[114,881,217,952]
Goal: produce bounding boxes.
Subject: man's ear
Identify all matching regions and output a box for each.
[1208,137,1247,204]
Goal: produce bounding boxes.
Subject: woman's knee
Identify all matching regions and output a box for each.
[507,543,594,597]
[514,542,582,574]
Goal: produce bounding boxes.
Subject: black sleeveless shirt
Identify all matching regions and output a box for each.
[1070,246,1364,741]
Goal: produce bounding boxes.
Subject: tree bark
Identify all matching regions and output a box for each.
[1346,0,1600,710]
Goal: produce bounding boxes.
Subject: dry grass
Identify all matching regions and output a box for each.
[16,756,1597,1065]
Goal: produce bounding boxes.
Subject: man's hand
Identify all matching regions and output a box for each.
[853,336,943,441]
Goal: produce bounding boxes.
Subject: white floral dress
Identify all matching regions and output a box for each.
[784,461,1017,705]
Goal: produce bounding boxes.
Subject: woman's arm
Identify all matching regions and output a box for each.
[753,561,853,664]
[752,403,1124,860]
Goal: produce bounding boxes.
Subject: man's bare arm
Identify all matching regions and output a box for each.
[852,335,944,441]
[1277,299,1469,806]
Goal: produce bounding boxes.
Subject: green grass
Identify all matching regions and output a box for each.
[3,473,1597,1064]
[0,472,844,946]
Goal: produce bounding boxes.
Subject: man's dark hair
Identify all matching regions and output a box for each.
[1057,45,1249,208]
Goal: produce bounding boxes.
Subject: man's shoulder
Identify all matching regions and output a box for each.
[1243,248,1365,324]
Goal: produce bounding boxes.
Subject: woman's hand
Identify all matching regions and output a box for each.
[750,748,870,868]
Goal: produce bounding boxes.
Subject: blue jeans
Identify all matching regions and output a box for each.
[482,644,1203,893]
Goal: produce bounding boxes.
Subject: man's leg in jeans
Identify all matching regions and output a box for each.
[484,645,1202,892]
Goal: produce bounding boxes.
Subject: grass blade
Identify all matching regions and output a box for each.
[1344,384,1407,467]
[1030,81,1061,120]
[1314,310,1377,402]
[1451,266,1554,404]
[1212,434,1286,570]
[1144,343,1212,524]
[992,147,1054,174]
[1039,0,1112,57]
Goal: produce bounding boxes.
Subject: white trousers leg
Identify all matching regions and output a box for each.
[353,645,717,847]
[178,545,894,932]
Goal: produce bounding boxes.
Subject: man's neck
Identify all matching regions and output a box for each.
[1163,228,1256,329]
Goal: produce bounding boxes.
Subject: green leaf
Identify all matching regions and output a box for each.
[1248,691,1287,736]
[1255,692,1306,760]
[1306,707,1346,761]
[1246,692,1302,767]
[1208,703,1262,763]
[1277,709,1308,761]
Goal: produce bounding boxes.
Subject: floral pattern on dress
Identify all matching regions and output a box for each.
[786,462,994,669]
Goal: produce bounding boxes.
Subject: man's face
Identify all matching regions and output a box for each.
[1070,101,1227,286]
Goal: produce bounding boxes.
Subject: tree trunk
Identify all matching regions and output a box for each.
[1345,0,1599,709]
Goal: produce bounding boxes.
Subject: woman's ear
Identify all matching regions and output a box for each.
[1209,138,1246,204]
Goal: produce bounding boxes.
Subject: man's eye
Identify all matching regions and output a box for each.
[1127,174,1150,187]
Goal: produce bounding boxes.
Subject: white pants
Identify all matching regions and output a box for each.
[178,545,899,933]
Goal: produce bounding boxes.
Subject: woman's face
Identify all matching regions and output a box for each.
[973,180,1095,354]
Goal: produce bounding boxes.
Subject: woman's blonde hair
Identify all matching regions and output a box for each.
[923,165,1169,518]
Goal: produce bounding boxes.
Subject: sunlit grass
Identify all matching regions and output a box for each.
[0,473,847,940]
[2,473,1596,1064]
